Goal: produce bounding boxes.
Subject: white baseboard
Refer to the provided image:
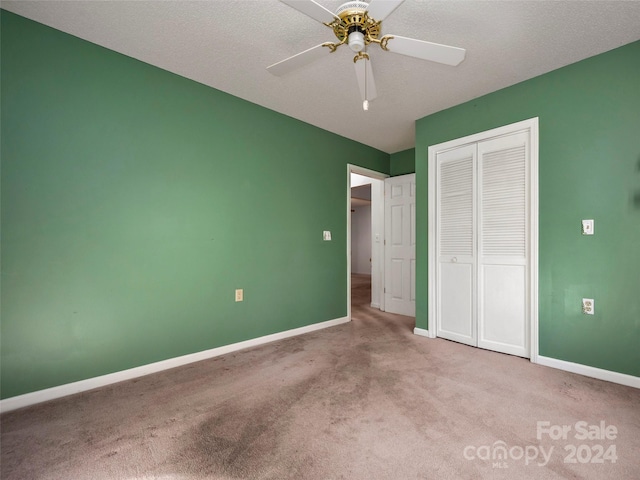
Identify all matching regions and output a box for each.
[411,331,638,389]
[536,355,640,389]
[370,302,380,309]
[0,316,350,413]
[413,327,432,338]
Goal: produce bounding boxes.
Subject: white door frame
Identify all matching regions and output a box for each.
[347,164,389,320]
[427,118,539,362]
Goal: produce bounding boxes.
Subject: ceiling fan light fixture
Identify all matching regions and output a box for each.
[348,31,365,52]
[270,0,467,109]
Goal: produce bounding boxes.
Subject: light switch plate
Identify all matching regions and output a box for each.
[323,231,331,241]
[582,219,594,235]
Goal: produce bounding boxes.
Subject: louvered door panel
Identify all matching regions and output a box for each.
[482,145,526,258]
[436,144,476,346]
[440,156,474,257]
[477,132,530,357]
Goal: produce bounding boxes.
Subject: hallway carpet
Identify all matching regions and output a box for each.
[2,274,639,479]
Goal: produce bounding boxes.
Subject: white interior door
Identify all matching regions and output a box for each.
[384,174,415,316]
[436,145,477,346]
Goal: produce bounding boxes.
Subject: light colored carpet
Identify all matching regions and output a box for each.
[1,274,639,479]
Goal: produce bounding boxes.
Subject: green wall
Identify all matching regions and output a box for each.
[416,41,640,377]
[0,11,389,399]
[390,148,415,176]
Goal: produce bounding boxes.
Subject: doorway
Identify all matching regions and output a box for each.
[348,166,386,320]
[351,182,373,307]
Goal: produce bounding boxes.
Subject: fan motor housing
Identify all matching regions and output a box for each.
[331,1,381,44]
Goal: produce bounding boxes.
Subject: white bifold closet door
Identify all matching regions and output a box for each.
[436,144,477,346]
[436,131,530,358]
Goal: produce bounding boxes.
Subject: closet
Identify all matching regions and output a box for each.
[428,119,538,358]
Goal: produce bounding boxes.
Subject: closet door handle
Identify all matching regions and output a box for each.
[451,257,457,263]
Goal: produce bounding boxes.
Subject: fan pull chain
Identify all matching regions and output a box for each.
[363,63,369,111]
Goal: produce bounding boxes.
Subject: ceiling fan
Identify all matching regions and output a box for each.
[267,0,466,110]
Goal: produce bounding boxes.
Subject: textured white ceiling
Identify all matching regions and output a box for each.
[3,1,640,153]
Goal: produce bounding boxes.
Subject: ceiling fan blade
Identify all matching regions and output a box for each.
[279,0,340,24]
[384,35,466,66]
[354,55,377,102]
[365,0,405,21]
[267,44,332,76]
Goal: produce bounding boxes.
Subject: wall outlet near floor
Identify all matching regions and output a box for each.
[235,289,243,302]
[582,298,594,315]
